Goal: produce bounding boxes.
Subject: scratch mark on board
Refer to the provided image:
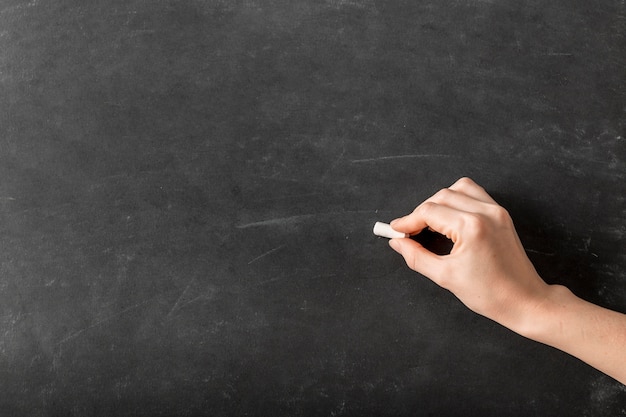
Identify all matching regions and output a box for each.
[236,210,381,229]
[236,214,315,229]
[248,245,286,265]
[170,294,209,315]
[351,154,455,163]
[525,248,556,256]
[56,299,151,347]
[167,280,194,317]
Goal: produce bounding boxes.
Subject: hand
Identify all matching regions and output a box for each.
[388,177,626,384]
[388,177,550,331]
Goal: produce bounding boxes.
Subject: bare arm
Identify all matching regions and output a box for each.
[388,177,626,384]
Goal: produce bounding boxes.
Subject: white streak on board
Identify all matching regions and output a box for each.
[351,154,455,163]
[248,245,286,265]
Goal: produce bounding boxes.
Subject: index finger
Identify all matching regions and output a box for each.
[391,201,465,242]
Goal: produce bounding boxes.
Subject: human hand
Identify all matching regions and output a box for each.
[389,177,626,384]
[388,177,550,332]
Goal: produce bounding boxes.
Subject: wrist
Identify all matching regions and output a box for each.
[514,284,578,343]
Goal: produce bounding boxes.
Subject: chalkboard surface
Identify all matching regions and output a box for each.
[1,0,625,415]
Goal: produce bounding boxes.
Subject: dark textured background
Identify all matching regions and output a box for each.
[1,0,625,415]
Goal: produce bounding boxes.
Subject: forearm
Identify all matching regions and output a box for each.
[519,285,626,385]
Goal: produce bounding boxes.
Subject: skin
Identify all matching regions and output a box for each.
[388,177,626,385]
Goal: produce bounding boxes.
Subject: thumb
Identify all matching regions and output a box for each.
[389,238,441,280]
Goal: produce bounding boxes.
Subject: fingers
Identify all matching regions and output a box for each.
[391,202,465,242]
[391,178,498,237]
[388,238,442,281]
[428,187,490,214]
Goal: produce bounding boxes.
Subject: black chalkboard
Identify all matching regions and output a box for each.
[1,0,624,415]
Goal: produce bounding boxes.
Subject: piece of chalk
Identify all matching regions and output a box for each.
[373,222,409,239]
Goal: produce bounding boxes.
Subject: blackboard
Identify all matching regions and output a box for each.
[1,0,625,415]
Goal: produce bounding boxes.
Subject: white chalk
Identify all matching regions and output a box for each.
[373,222,409,239]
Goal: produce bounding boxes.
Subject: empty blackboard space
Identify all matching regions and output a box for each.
[1,0,625,415]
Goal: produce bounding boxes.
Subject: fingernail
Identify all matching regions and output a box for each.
[388,238,401,252]
[390,218,400,227]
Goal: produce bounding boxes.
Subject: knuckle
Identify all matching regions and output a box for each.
[417,201,437,216]
[490,205,511,224]
[453,177,475,190]
[461,213,488,238]
[432,188,454,203]
[453,177,486,195]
